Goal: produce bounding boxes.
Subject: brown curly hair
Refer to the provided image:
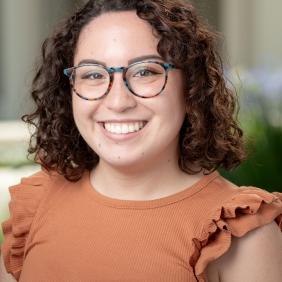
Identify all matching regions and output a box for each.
[22,0,246,181]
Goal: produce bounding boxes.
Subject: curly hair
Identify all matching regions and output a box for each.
[22,0,246,181]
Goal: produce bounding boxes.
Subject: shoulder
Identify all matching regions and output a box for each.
[6,167,68,204]
[189,172,282,281]
[210,220,282,282]
[0,168,66,280]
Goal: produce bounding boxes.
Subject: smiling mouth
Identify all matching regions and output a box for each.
[102,121,147,134]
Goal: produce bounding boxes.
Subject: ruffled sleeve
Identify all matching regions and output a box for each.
[1,170,48,280]
[189,187,282,282]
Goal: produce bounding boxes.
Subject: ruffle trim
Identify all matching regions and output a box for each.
[1,170,48,280]
[189,187,282,282]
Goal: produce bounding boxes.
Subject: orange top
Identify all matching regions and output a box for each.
[1,169,282,282]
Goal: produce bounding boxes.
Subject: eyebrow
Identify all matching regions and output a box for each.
[77,54,165,67]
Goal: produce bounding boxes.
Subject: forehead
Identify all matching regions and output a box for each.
[74,11,161,65]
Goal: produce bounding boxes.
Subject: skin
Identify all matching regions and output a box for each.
[72,11,204,201]
[207,221,282,282]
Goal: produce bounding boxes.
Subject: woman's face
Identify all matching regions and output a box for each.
[72,11,186,170]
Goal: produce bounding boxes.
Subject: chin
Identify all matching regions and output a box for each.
[95,145,152,169]
[101,158,146,172]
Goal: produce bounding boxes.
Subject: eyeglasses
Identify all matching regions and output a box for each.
[63,60,177,101]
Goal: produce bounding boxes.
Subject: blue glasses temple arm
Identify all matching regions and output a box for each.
[63,69,69,76]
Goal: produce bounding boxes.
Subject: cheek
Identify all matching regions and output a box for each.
[162,92,186,132]
[166,73,186,110]
[72,94,99,126]
[159,88,186,121]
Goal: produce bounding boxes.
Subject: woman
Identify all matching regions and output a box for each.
[1,0,282,281]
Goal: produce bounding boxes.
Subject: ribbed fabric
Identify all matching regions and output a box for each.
[1,169,282,282]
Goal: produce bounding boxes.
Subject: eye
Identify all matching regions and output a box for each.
[134,69,159,77]
[81,72,104,80]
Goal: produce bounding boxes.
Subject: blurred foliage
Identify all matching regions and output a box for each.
[0,211,8,245]
[221,119,282,192]
[221,66,282,192]
[0,225,4,244]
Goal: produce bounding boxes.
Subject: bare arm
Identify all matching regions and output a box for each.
[211,221,282,282]
[0,253,17,282]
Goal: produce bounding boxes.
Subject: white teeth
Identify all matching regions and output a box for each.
[129,124,135,132]
[115,124,122,134]
[105,123,111,131]
[134,122,139,131]
[121,124,128,134]
[103,122,146,134]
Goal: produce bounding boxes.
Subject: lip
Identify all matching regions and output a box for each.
[98,119,147,123]
[98,121,148,141]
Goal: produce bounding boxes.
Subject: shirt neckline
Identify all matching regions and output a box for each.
[82,169,220,209]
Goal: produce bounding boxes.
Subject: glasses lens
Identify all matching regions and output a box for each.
[73,65,110,100]
[126,62,166,97]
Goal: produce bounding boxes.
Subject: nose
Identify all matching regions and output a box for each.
[103,73,137,113]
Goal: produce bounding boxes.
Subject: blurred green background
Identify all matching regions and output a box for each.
[221,66,282,192]
[0,0,281,245]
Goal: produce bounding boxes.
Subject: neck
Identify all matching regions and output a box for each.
[90,149,204,200]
